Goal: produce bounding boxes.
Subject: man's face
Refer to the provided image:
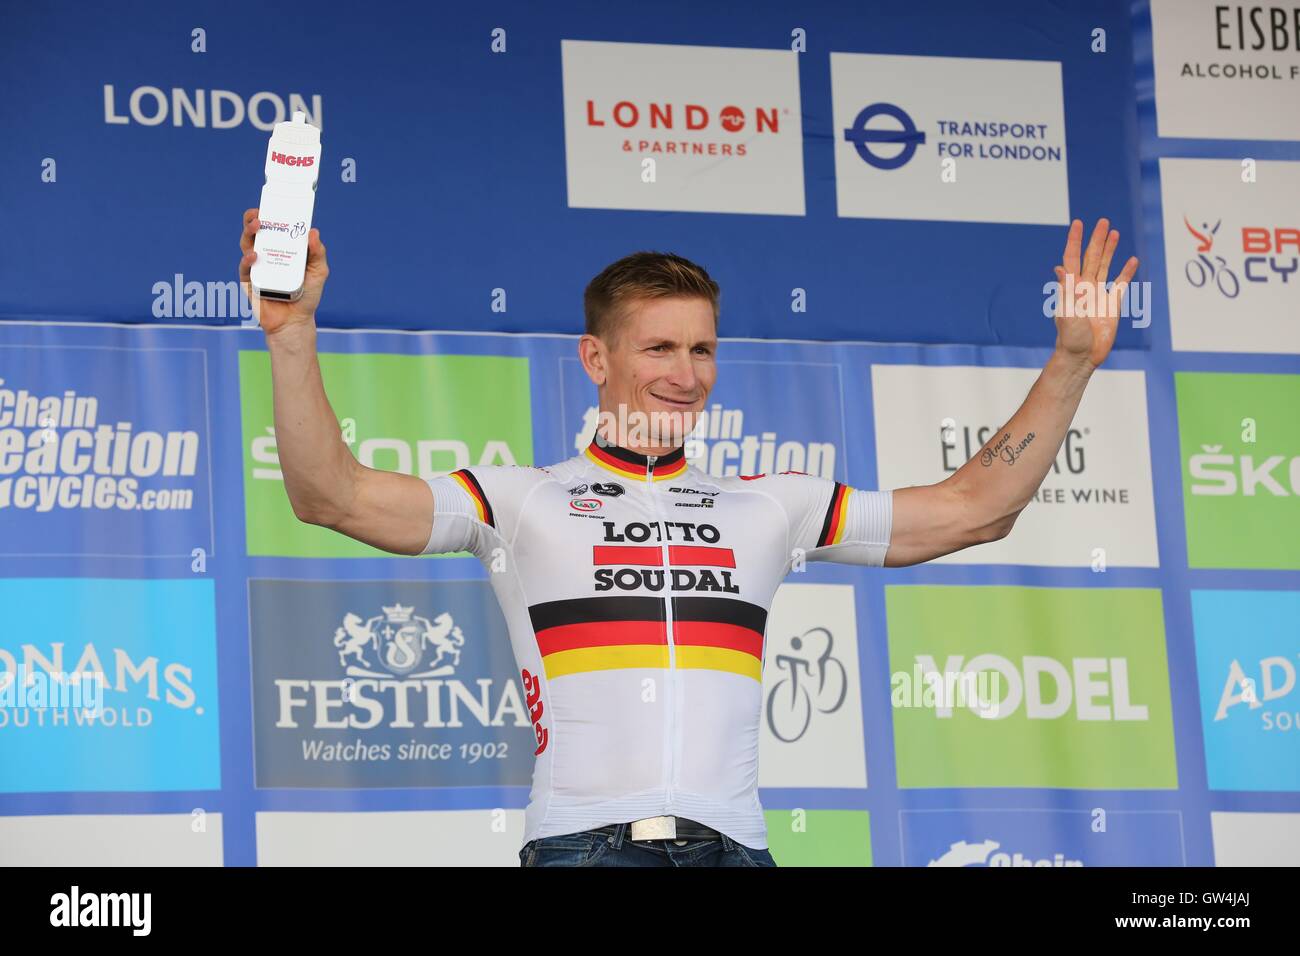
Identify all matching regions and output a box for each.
[581,295,718,449]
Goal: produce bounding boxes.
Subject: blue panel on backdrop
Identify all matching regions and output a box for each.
[0,0,1139,347]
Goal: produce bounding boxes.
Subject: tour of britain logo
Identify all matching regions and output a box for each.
[249,579,537,788]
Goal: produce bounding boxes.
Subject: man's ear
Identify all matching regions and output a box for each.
[578,333,607,386]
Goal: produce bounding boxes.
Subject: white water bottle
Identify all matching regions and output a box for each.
[250,110,321,302]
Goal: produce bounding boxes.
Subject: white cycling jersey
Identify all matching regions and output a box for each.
[422,436,893,849]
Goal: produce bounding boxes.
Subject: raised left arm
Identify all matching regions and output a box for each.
[884,218,1139,568]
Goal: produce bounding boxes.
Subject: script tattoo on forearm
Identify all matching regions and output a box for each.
[979,431,1036,467]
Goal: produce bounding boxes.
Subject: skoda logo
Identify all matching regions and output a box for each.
[592,482,625,497]
[843,103,925,170]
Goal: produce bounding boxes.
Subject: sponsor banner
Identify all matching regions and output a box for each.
[255,809,525,866]
[1211,811,1300,866]
[1160,158,1300,354]
[1192,590,1300,792]
[872,365,1158,567]
[1176,372,1300,570]
[901,808,1186,866]
[1150,0,1300,141]
[830,52,1068,224]
[763,809,872,866]
[887,585,1177,789]
[0,813,225,866]
[0,345,212,557]
[239,351,532,557]
[0,578,220,793]
[760,584,867,788]
[561,358,849,480]
[561,39,805,215]
[249,579,530,789]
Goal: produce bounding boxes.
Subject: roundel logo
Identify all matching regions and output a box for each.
[843,103,926,170]
[720,105,745,132]
[571,498,602,512]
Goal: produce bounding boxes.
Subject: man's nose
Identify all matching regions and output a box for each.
[662,351,698,392]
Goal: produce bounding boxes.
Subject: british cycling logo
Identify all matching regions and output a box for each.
[1182,214,1299,298]
[765,627,849,743]
[928,840,1081,867]
[332,604,463,679]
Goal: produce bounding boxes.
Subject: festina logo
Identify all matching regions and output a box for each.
[271,151,315,167]
[273,677,531,730]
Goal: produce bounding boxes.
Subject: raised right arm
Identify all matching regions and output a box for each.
[239,208,434,556]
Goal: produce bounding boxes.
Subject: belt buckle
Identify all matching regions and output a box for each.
[630,815,677,840]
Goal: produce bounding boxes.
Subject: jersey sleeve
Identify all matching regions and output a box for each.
[420,465,549,559]
[760,472,893,567]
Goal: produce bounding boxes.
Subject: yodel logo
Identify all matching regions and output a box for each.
[914,653,1149,721]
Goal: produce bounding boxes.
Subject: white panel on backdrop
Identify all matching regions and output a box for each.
[871,365,1159,567]
[830,53,1069,225]
[1160,158,1300,354]
[561,40,805,215]
[1211,812,1300,866]
[1151,0,1300,142]
[0,813,223,866]
[256,810,525,866]
[759,583,867,788]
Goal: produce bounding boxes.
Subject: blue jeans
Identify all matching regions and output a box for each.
[520,822,777,867]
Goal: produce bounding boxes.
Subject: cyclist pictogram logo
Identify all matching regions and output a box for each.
[765,626,848,742]
[1183,216,1240,299]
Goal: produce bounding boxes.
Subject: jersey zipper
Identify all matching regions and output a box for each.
[646,454,677,810]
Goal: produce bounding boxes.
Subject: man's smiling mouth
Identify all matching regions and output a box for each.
[649,392,697,408]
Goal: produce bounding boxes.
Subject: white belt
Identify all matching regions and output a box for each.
[629,815,678,840]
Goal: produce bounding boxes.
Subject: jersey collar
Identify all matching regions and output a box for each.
[585,435,688,482]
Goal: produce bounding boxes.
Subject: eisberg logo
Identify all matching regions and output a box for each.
[271,151,316,168]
